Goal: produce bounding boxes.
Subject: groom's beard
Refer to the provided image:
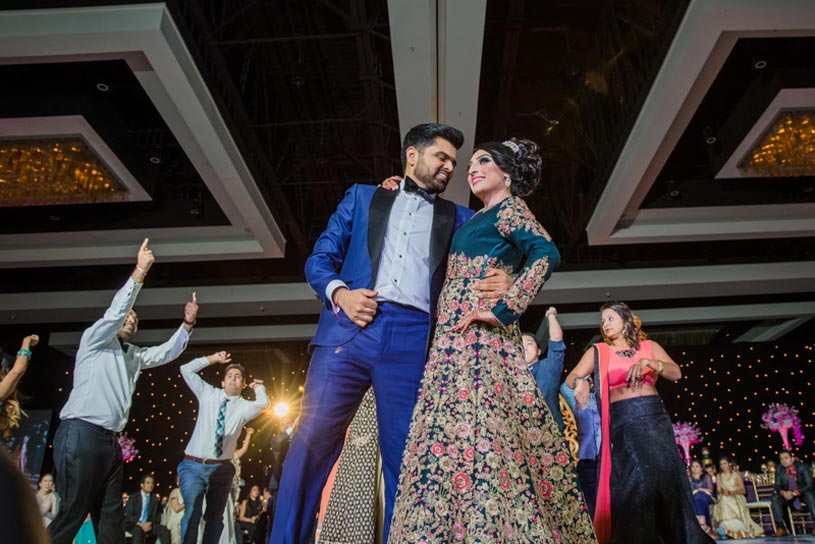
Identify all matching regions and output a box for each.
[413,156,451,194]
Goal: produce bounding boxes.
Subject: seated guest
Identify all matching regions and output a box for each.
[713,456,764,538]
[162,475,184,544]
[524,306,565,430]
[560,364,601,518]
[689,460,715,536]
[36,473,58,527]
[771,450,815,537]
[237,484,264,543]
[124,474,171,544]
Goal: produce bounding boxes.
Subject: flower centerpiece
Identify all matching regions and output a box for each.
[673,421,702,465]
[761,403,805,451]
[117,432,139,463]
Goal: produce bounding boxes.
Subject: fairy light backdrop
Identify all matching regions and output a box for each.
[2,327,812,499]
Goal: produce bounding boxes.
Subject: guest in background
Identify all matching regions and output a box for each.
[237,484,264,543]
[178,351,268,544]
[0,334,39,437]
[689,460,715,536]
[704,462,717,487]
[524,306,565,430]
[560,362,601,518]
[219,427,255,544]
[713,456,764,539]
[162,475,185,544]
[266,415,297,536]
[49,239,197,544]
[123,474,171,544]
[36,473,58,527]
[771,451,815,537]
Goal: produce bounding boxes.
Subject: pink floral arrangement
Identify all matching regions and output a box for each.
[761,403,805,451]
[118,433,139,463]
[673,421,702,464]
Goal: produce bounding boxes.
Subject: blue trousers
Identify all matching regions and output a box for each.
[178,458,235,544]
[270,303,429,544]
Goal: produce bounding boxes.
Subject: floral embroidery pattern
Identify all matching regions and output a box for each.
[496,197,552,241]
[389,197,595,543]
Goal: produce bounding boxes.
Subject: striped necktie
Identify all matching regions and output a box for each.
[213,397,229,457]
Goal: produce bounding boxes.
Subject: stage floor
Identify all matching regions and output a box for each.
[718,536,815,543]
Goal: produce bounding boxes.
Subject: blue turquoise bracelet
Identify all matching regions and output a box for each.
[17,349,32,358]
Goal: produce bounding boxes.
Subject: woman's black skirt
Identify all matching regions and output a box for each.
[608,395,715,544]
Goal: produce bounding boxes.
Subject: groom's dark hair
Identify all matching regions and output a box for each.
[401,123,464,168]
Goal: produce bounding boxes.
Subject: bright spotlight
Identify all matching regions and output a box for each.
[273,402,290,417]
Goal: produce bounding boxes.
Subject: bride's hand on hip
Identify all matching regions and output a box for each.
[453,308,502,332]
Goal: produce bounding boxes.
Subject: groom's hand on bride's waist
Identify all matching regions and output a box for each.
[333,287,379,328]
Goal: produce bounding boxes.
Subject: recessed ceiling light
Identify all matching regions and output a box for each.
[189,209,200,216]
[96,82,110,92]
[149,156,161,164]
[50,215,60,221]
[753,59,767,70]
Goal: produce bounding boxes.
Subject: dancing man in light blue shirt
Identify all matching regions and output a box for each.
[50,239,198,544]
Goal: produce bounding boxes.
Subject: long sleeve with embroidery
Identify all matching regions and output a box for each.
[491,197,560,326]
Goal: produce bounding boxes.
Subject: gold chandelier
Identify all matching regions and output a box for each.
[739,110,815,177]
[0,137,128,207]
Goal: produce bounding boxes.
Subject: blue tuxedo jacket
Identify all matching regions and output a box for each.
[306,184,474,347]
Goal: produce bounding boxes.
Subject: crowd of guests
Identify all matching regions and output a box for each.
[684,451,815,539]
[0,122,813,544]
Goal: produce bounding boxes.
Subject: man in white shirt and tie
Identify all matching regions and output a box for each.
[123,474,170,544]
[178,351,269,544]
[49,239,198,544]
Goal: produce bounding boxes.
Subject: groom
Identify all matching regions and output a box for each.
[270,124,511,543]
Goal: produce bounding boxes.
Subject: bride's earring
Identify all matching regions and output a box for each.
[504,176,512,187]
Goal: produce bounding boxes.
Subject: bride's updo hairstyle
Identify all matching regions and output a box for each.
[474,137,543,197]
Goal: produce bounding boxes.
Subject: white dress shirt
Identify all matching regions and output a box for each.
[326,178,434,313]
[181,357,269,460]
[60,277,190,432]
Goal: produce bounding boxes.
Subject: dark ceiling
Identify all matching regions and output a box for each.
[0,0,812,343]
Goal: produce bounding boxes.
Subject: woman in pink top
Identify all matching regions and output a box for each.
[564,302,714,544]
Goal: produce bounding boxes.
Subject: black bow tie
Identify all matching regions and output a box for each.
[403,176,435,203]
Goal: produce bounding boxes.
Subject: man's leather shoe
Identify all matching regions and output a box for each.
[772,528,788,536]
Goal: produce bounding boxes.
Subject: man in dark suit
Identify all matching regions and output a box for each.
[772,451,815,536]
[270,123,511,544]
[124,474,170,544]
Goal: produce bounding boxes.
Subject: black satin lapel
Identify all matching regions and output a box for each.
[430,198,456,275]
[368,187,398,278]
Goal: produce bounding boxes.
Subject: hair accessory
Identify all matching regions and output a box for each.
[502,140,520,154]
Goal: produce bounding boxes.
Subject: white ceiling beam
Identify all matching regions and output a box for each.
[734,315,815,343]
[49,324,319,356]
[1,261,812,325]
[387,0,487,206]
